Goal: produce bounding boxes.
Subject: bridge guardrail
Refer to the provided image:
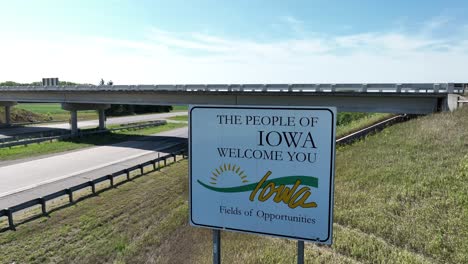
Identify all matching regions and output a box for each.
[0,83,465,94]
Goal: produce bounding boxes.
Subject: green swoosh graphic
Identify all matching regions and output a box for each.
[197,176,318,193]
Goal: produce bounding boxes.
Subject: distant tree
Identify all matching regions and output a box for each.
[337,112,370,126]
[1,80,78,86]
[133,105,172,114]
[105,104,173,116]
[59,81,77,86]
[99,78,105,86]
[107,80,113,86]
[0,81,23,86]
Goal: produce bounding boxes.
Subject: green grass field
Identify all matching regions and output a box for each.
[15,103,69,115]
[0,107,466,263]
[168,115,189,122]
[172,105,189,112]
[16,103,98,121]
[332,111,468,264]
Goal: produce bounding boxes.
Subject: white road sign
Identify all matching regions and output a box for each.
[190,105,336,244]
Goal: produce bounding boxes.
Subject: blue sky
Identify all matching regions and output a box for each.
[1,0,468,84]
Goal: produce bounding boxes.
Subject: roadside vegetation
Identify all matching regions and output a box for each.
[0,107,466,263]
[333,107,468,264]
[336,113,393,138]
[16,103,97,121]
[0,107,51,124]
[172,105,189,112]
[168,115,189,122]
[0,122,187,161]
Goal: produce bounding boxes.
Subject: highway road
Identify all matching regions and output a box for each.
[0,111,187,139]
[41,112,187,129]
[0,127,188,209]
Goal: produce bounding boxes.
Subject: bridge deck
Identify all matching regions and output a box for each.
[0,83,466,94]
[0,83,466,114]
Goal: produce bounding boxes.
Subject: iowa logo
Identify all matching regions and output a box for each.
[197,163,319,209]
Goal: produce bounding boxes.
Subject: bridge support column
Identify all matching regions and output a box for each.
[61,103,111,134]
[5,105,11,126]
[98,109,106,130]
[439,94,464,112]
[0,102,17,127]
[70,110,78,135]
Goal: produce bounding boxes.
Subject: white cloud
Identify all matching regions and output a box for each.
[420,15,452,36]
[1,19,468,84]
[280,15,306,35]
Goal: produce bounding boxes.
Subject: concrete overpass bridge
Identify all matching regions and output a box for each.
[0,83,466,133]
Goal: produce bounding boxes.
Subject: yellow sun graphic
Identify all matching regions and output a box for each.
[210,163,249,185]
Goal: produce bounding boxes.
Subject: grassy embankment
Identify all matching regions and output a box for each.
[336,113,392,138]
[0,107,466,263]
[172,105,189,112]
[0,122,187,161]
[168,115,189,122]
[16,103,98,121]
[0,107,50,124]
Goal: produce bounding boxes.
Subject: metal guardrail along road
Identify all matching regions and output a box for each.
[0,145,187,231]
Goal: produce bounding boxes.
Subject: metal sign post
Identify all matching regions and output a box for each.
[213,229,221,264]
[297,240,304,264]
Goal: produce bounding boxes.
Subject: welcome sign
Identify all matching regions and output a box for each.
[189,105,336,244]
